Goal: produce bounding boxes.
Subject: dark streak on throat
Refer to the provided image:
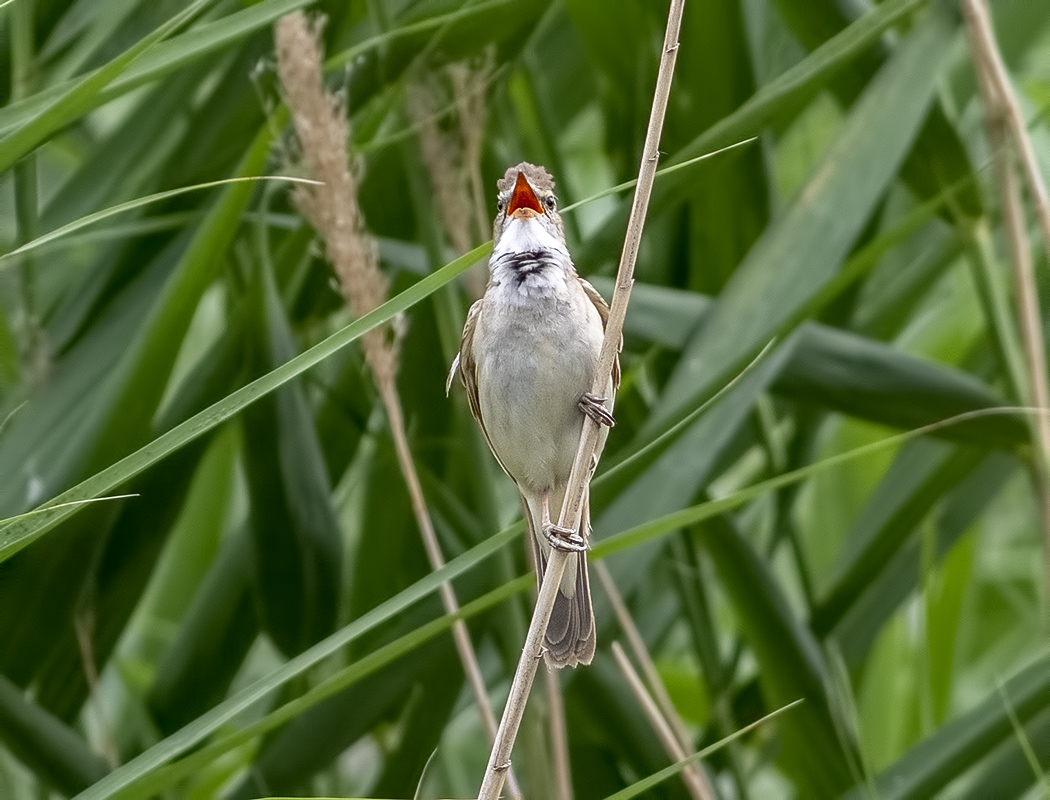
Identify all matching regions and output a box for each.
[501,249,556,284]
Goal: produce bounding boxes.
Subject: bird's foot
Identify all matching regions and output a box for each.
[579,392,615,427]
[544,522,587,552]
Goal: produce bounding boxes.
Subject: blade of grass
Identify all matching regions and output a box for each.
[0,673,108,796]
[578,0,929,267]
[603,699,805,800]
[596,277,1026,449]
[325,0,520,72]
[593,407,1036,560]
[959,708,1050,798]
[773,0,981,217]
[812,440,986,638]
[0,243,488,564]
[0,495,140,525]
[834,452,1012,665]
[0,177,321,269]
[115,576,533,800]
[641,3,960,441]
[242,248,342,655]
[997,680,1050,793]
[0,0,311,138]
[0,0,215,173]
[697,513,854,794]
[73,520,521,800]
[557,137,759,214]
[848,652,1050,799]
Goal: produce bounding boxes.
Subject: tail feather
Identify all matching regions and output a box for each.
[523,491,596,668]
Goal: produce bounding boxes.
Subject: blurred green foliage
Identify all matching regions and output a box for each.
[1,0,1049,797]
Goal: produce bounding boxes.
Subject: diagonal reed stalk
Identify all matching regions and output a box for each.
[545,670,573,800]
[961,1,1050,264]
[962,0,1050,609]
[611,642,714,800]
[477,1,686,797]
[273,15,522,800]
[597,562,715,800]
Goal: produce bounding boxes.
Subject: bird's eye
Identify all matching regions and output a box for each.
[496,198,505,212]
[545,196,556,210]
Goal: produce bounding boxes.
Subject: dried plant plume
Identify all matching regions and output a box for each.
[274,12,392,380]
[274,13,519,798]
[406,53,495,297]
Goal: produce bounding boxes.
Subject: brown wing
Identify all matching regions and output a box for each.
[457,299,484,425]
[453,299,514,478]
[580,278,621,390]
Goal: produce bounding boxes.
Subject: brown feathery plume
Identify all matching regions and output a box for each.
[274,13,388,356]
[274,14,520,800]
[407,54,495,298]
[406,78,474,255]
[448,51,496,247]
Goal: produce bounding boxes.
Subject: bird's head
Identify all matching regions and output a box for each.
[492,163,567,256]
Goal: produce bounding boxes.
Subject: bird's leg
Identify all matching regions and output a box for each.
[578,392,615,427]
[542,491,586,552]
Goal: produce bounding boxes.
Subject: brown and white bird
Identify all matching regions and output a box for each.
[447,163,619,668]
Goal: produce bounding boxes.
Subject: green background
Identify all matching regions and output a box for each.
[1,0,1048,797]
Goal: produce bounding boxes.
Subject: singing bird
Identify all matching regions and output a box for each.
[447,163,619,667]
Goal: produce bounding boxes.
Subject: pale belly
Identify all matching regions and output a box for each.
[474,291,607,494]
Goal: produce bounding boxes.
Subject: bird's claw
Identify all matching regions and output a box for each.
[579,392,615,427]
[544,522,587,552]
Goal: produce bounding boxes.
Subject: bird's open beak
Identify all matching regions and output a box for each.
[506,171,543,219]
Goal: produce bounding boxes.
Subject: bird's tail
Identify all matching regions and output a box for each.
[522,486,595,668]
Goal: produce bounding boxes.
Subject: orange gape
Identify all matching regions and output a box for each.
[507,171,544,215]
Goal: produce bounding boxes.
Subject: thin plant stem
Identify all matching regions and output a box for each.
[596,562,709,785]
[545,670,573,800]
[997,680,1050,792]
[273,15,520,799]
[477,1,686,797]
[612,642,713,800]
[963,0,1050,608]
[74,608,119,770]
[964,0,1050,272]
[605,701,804,800]
[595,561,714,799]
[961,218,1028,404]
[596,561,690,740]
[379,387,524,800]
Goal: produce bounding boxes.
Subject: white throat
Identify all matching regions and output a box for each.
[493,216,568,260]
[490,216,573,302]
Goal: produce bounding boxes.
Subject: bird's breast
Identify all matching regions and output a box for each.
[473,280,608,494]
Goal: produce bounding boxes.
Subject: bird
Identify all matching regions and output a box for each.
[447,162,619,668]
